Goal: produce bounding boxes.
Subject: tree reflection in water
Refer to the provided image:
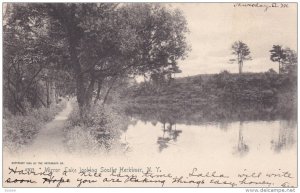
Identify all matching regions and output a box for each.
[125,101,296,153]
[271,120,296,153]
[157,122,182,152]
[234,122,249,157]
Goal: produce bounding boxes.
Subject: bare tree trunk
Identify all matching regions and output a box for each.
[102,77,117,105]
[278,60,281,74]
[238,53,242,74]
[241,61,243,74]
[46,80,50,108]
[37,93,47,107]
[94,78,103,104]
[85,76,95,108]
[238,61,242,74]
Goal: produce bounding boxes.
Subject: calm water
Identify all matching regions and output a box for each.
[122,119,296,160]
[122,103,296,156]
[120,103,297,182]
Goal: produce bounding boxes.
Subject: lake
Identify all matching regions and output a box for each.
[117,103,297,186]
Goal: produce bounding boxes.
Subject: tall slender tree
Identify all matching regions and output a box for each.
[229,41,252,74]
[270,45,286,74]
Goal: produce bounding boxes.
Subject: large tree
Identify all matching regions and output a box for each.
[4,3,190,117]
[269,45,286,74]
[229,41,252,74]
[3,4,59,114]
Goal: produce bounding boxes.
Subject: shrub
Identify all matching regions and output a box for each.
[64,103,126,153]
[65,104,82,127]
[64,126,101,154]
[3,116,41,152]
[28,100,67,122]
[3,100,67,152]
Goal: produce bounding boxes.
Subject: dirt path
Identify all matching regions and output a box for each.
[24,101,73,158]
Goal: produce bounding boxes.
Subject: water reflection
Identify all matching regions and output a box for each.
[234,122,249,157]
[271,120,296,153]
[157,123,182,152]
[125,102,296,125]
[124,102,296,154]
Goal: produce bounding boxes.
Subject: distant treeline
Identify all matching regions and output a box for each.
[122,70,296,111]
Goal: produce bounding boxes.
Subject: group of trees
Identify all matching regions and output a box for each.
[3,3,190,117]
[270,45,297,74]
[229,41,297,74]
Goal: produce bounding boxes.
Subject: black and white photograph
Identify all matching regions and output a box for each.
[2,2,298,189]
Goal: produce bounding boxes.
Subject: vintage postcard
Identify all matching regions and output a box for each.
[2,2,297,189]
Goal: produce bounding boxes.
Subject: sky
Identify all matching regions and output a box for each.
[170,3,297,76]
[3,3,297,77]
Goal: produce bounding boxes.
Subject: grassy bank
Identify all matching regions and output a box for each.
[123,71,296,109]
[3,100,67,152]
